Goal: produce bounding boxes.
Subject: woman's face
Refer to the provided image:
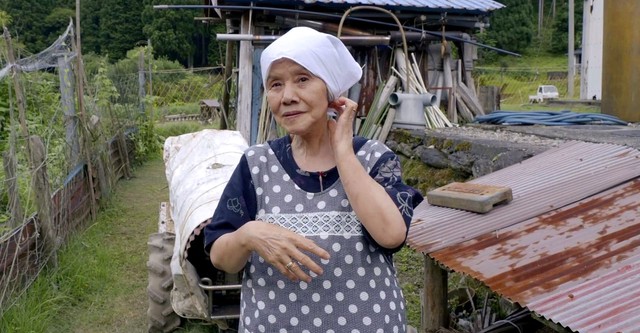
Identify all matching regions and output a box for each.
[265,58,329,136]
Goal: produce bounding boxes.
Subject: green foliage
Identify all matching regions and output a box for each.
[142,0,201,67]
[485,0,535,53]
[208,23,227,67]
[0,0,58,52]
[0,9,12,27]
[43,8,75,43]
[95,0,146,62]
[549,0,583,54]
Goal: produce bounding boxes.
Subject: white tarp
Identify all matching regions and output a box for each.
[163,129,248,318]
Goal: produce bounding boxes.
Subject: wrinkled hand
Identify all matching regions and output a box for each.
[327,97,358,156]
[240,221,330,283]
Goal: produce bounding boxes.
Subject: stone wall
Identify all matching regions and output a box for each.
[384,127,566,194]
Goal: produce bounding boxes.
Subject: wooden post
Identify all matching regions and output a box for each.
[116,131,132,179]
[221,20,235,130]
[30,136,58,267]
[237,12,254,142]
[422,255,448,332]
[3,152,23,228]
[479,86,501,113]
[58,54,80,165]
[138,50,146,114]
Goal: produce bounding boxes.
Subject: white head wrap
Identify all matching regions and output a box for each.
[260,26,362,101]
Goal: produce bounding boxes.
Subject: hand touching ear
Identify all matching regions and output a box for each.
[327,97,358,156]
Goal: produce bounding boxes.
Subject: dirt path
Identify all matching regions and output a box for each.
[54,157,171,333]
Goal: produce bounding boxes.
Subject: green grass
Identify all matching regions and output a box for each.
[155,120,221,139]
[500,102,601,113]
[160,103,201,116]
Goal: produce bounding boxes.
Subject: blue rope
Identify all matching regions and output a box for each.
[473,110,629,126]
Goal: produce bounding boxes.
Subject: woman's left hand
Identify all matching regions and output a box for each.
[327,97,358,156]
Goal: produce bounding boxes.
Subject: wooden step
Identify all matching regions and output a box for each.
[426,182,513,213]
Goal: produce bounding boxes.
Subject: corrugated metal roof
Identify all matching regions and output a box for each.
[408,141,640,253]
[407,141,640,332]
[218,0,505,13]
[430,179,640,332]
[301,0,505,12]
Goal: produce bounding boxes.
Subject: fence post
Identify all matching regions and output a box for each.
[58,55,80,165]
[138,50,146,115]
[29,136,58,268]
[2,151,23,228]
[117,132,133,179]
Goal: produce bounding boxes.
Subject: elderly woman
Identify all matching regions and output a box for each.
[204,26,423,332]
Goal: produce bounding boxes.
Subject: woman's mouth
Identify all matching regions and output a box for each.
[282,111,304,118]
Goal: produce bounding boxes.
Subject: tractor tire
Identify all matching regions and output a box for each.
[147,232,181,333]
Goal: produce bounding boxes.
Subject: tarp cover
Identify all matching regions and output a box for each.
[163,129,247,318]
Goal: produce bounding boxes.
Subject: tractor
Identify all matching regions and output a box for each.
[147,129,248,333]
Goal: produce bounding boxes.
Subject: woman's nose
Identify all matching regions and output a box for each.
[282,84,298,104]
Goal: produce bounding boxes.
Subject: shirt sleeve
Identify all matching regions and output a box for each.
[204,155,257,253]
[362,150,424,254]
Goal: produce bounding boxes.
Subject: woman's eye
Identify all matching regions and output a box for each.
[269,82,282,89]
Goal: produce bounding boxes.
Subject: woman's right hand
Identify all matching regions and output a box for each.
[239,221,331,283]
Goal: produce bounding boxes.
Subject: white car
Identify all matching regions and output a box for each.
[529,85,559,103]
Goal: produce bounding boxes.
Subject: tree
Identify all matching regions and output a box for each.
[549,0,583,54]
[98,0,146,61]
[142,0,201,67]
[0,0,54,52]
[485,0,535,53]
[44,8,76,44]
[80,0,104,55]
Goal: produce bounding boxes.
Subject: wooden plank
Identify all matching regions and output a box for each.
[458,81,485,116]
[455,94,475,122]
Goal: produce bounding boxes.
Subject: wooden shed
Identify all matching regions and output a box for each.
[200,0,506,144]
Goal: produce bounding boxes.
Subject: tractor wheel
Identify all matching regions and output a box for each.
[147,232,181,333]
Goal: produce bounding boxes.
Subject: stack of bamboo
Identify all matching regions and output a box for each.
[355,49,455,142]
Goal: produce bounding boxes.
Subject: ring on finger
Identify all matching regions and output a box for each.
[285,261,296,270]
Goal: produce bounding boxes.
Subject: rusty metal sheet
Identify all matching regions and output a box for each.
[429,178,640,332]
[408,141,640,253]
